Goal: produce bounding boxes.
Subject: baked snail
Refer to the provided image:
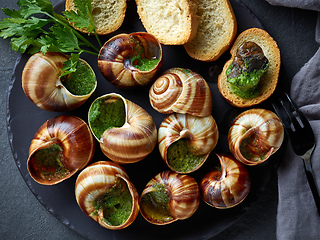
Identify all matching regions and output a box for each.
[88,93,157,164]
[75,161,139,230]
[98,32,163,88]
[140,170,200,225]
[200,153,251,209]
[27,115,95,185]
[149,68,212,117]
[22,52,97,111]
[228,108,284,165]
[158,113,219,173]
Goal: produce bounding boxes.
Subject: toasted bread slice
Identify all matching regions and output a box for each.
[65,0,127,35]
[183,0,237,62]
[135,0,200,45]
[218,28,281,108]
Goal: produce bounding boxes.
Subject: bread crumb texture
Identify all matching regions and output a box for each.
[66,0,127,35]
[184,0,237,61]
[136,0,199,45]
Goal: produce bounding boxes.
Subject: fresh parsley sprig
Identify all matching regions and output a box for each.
[0,0,101,77]
[63,0,102,47]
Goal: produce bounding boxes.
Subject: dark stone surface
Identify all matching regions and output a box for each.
[0,0,318,239]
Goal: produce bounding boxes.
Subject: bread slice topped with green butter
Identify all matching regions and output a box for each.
[183,0,237,61]
[135,0,200,45]
[218,28,281,108]
[65,0,127,35]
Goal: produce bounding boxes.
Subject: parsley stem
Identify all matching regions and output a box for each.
[44,12,100,54]
[82,49,99,56]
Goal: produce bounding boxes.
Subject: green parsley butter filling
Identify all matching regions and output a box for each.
[140,183,174,222]
[166,139,204,173]
[61,60,96,96]
[129,35,160,71]
[226,41,269,99]
[88,95,126,140]
[32,143,69,181]
[93,178,133,226]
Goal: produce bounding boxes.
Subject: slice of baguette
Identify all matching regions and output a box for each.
[218,28,281,108]
[65,0,127,35]
[135,0,200,45]
[183,0,237,62]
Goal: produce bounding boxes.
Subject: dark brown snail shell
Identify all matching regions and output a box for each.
[98,32,163,88]
[200,153,251,209]
[140,170,200,225]
[27,115,95,185]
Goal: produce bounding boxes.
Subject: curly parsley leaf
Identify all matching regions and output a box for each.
[60,53,80,78]
[63,0,101,46]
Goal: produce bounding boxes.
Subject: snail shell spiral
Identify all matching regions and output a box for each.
[228,108,284,165]
[149,68,213,117]
[88,93,157,164]
[140,170,200,225]
[75,161,139,230]
[200,153,251,209]
[22,52,97,111]
[98,32,163,88]
[27,115,95,185]
[158,113,219,173]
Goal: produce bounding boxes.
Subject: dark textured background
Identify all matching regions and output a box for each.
[0,0,318,239]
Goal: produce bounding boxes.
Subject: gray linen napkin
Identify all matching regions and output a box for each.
[265,0,320,239]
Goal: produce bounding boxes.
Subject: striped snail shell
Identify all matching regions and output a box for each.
[88,93,157,164]
[22,52,97,111]
[27,115,95,185]
[149,68,212,117]
[98,32,163,88]
[158,113,219,173]
[200,153,251,209]
[75,161,139,230]
[140,170,200,225]
[228,108,284,165]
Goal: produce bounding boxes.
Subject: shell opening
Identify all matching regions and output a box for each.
[28,143,71,182]
[127,34,161,72]
[140,183,175,224]
[237,127,274,162]
[93,177,133,227]
[166,138,206,173]
[60,60,96,96]
[88,95,126,140]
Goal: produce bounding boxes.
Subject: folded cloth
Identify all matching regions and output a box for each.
[265,0,320,11]
[264,1,320,239]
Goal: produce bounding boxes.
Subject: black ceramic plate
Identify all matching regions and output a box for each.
[6,0,280,239]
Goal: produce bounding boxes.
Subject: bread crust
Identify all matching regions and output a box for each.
[135,0,200,45]
[65,0,127,35]
[218,28,281,108]
[183,0,237,62]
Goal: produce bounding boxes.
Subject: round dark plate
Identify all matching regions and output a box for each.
[6,0,280,239]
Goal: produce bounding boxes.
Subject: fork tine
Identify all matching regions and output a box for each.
[279,94,302,132]
[272,101,291,130]
[284,93,312,130]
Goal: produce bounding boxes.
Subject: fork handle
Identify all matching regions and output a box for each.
[303,159,320,215]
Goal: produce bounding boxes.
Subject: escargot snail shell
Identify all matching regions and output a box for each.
[27,115,95,185]
[75,161,139,230]
[149,68,212,117]
[88,93,157,164]
[228,108,284,165]
[200,153,251,209]
[140,170,200,225]
[158,113,219,173]
[22,52,97,111]
[98,32,163,88]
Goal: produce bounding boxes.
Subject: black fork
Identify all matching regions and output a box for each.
[272,93,320,215]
